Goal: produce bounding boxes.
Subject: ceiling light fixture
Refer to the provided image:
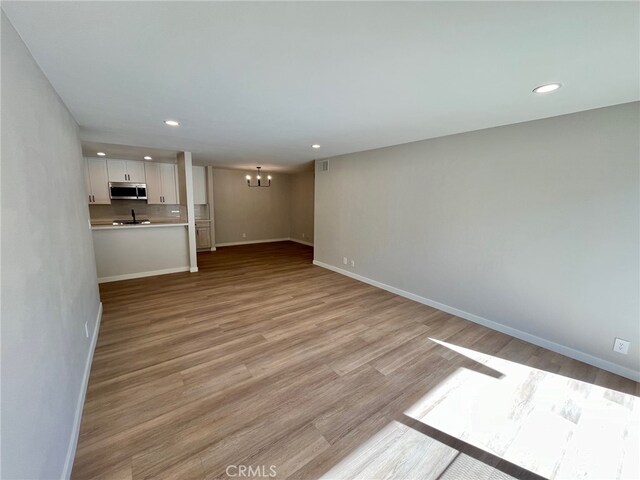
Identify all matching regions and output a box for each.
[144,156,152,160]
[246,166,271,188]
[164,120,180,126]
[311,144,321,149]
[97,152,106,156]
[532,83,562,94]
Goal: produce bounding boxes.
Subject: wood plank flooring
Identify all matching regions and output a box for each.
[73,241,639,479]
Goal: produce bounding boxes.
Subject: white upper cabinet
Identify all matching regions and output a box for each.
[192,166,207,204]
[106,159,126,182]
[126,161,146,183]
[160,163,178,204]
[144,162,162,204]
[85,158,111,204]
[107,159,146,183]
[145,162,178,204]
[84,161,91,196]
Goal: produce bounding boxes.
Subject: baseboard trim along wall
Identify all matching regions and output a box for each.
[312,260,640,382]
[289,238,314,247]
[216,237,298,247]
[62,302,103,479]
[98,267,190,283]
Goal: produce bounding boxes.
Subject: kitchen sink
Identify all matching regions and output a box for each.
[111,220,151,225]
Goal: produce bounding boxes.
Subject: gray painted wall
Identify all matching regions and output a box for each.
[213,168,291,245]
[1,12,102,479]
[315,103,640,378]
[290,171,315,244]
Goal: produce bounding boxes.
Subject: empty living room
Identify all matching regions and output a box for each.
[1,1,639,479]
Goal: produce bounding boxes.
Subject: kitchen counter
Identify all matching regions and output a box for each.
[92,222,190,282]
[91,222,188,230]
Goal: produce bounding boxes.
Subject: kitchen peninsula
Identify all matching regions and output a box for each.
[90,199,191,282]
[92,222,189,283]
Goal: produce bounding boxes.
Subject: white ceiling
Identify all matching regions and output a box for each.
[81,141,179,164]
[3,2,639,172]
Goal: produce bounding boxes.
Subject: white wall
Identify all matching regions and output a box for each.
[315,103,640,379]
[290,171,315,245]
[212,168,291,245]
[1,12,102,479]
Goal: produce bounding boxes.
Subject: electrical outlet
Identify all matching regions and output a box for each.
[84,321,89,338]
[343,257,348,265]
[350,259,355,267]
[613,338,630,355]
[302,233,306,238]
[242,233,246,238]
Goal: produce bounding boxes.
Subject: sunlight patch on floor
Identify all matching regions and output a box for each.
[320,420,458,480]
[403,338,639,479]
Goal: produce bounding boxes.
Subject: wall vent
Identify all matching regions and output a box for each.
[316,160,329,172]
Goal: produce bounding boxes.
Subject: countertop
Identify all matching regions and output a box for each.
[91,221,188,230]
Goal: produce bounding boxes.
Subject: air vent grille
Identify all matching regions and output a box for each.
[316,160,329,172]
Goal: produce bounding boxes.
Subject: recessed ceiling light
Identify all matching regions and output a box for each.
[97,152,106,156]
[164,120,180,126]
[533,83,562,94]
[144,156,152,160]
[311,144,321,149]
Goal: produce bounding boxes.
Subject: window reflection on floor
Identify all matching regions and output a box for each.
[321,420,457,479]
[403,339,639,479]
[321,338,638,480]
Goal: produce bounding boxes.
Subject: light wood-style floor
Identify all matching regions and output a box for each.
[73,242,639,480]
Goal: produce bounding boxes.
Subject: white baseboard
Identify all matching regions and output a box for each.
[215,237,290,247]
[190,267,199,273]
[290,238,314,247]
[313,260,640,382]
[62,302,103,479]
[215,237,314,248]
[98,266,190,283]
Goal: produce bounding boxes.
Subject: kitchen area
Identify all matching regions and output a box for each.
[83,143,215,282]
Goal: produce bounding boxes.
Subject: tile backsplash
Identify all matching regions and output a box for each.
[90,200,187,222]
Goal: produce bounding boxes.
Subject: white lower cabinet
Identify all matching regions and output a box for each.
[196,222,211,249]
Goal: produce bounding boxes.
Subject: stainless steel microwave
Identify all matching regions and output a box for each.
[109,182,147,200]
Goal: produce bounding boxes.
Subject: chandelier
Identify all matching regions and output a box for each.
[246,166,271,188]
